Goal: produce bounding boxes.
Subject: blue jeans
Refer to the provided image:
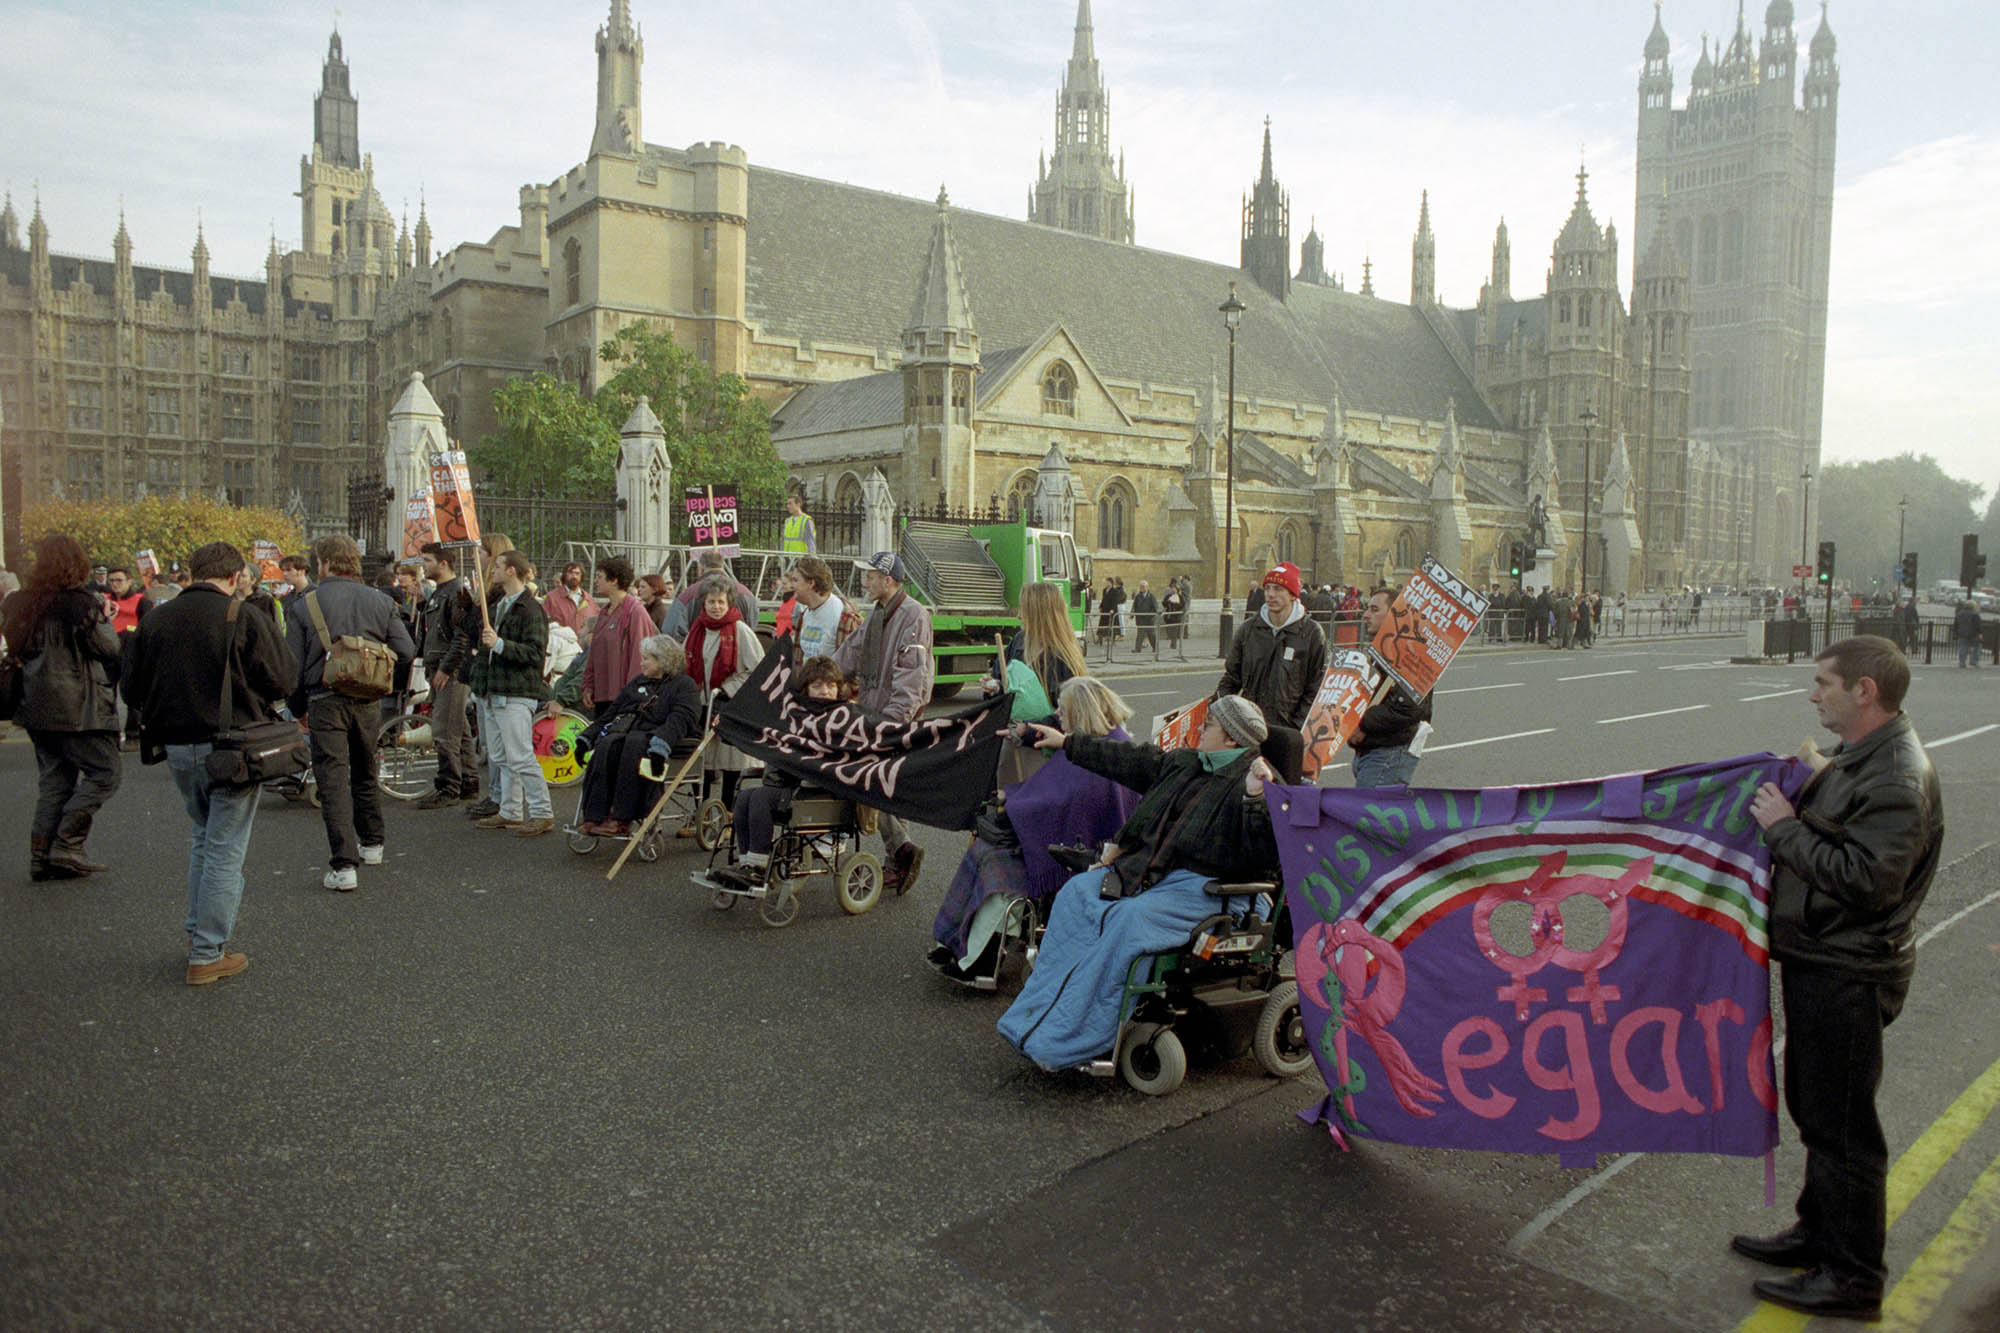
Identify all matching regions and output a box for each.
[1352,745,1420,788]
[165,743,262,965]
[1959,634,1982,667]
[484,695,552,820]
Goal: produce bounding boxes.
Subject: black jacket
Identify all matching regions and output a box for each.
[581,671,702,754]
[1,588,121,733]
[1354,679,1432,753]
[464,588,550,701]
[422,576,472,668]
[124,585,298,757]
[283,576,416,708]
[1218,606,1327,729]
[1765,712,1943,982]
[1064,733,1277,891]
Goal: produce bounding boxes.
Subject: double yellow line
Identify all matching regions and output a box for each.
[1738,1054,2000,1331]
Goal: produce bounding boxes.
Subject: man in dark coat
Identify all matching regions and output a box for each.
[124,541,297,985]
[1130,580,1160,658]
[1217,563,1325,729]
[1734,636,1943,1321]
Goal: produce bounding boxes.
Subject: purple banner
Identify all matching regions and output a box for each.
[1269,755,1808,1165]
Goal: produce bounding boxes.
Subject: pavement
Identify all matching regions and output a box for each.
[3,637,1996,1329]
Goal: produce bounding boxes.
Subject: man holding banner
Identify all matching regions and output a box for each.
[1732,636,1943,1322]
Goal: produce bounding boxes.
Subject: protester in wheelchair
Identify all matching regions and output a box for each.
[928,677,1139,983]
[997,695,1284,1070]
[711,656,847,890]
[573,634,701,837]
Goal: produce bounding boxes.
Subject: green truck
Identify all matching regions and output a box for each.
[894,518,1089,697]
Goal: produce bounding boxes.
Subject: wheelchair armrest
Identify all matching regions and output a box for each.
[1204,879,1277,897]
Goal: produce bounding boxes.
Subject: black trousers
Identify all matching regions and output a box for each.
[29,729,121,845]
[431,679,478,797]
[1781,961,1907,1291]
[309,693,385,868]
[579,731,662,823]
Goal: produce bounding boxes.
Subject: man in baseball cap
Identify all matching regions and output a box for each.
[1216,561,1324,731]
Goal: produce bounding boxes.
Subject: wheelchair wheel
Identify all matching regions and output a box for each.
[1253,981,1314,1079]
[634,825,664,863]
[375,711,439,801]
[695,798,729,851]
[1117,1023,1187,1097]
[759,880,802,929]
[711,889,738,911]
[834,852,883,916]
[566,828,599,855]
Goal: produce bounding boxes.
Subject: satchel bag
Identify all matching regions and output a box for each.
[205,601,312,787]
[305,589,396,700]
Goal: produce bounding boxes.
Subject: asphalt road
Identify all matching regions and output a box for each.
[3,636,1995,1330]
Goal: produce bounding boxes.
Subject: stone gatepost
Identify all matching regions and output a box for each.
[616,395,671,548]
[1031,442,1077,534]
[1597,433,1644,597]
[386,371,447,541]
[861,467,897,556]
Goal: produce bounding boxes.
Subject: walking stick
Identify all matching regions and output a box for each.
[605,728,715,882]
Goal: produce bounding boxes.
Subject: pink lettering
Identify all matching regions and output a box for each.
[1522,1010,1601,1141]
[1609,1006,1704,1115]
[1441,1018,1515,1120]
[1694,998,1747,1113]
[1747,1016,1777,1111]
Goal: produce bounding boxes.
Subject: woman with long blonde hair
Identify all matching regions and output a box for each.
[981,581,1087,722]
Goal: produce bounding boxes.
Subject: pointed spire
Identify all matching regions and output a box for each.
[608,0,635,41]
[114,208,131,257]
[1258,116,1275,187]
[903,186,978,362]
[1810,1,1836,57]
[1645,1,1671,59]
[1072,0,1095,64]
[1417,189,1433,240]
[0,190,17,250]
[192,217,210,267]
[1360,255,1374,298]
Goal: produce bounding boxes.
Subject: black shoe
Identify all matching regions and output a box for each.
[465,798,500,819]
[886,842,924,896]
[1750,1267,1881,1321]
[414,789,460,810]
[1731,1226,1819,1268]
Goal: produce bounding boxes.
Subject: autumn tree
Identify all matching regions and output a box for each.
[594,323,784,504]
[468,373,620,495]
[19,495,305,571]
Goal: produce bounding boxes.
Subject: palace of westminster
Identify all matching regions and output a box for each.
[0,1,1838,593]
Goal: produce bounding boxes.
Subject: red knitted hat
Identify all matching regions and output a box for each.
[1262,563,1301,598]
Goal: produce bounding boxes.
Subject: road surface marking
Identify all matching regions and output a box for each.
[1437,682,1525,695]
[1559,669,1638,682]
[1879,1148,2000,1332]
[1739,689,1806,702]
[1929,723,1999,749]
[1596,705,1709,724]
[1424,728,1557,752]
[1504,1153,1645,1253]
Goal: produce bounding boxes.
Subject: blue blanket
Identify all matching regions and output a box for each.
[998,867,1248,1069]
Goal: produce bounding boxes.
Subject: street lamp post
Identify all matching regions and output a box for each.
[1800,467,1813,596]
[1896,495,1908,594]
[1578,404,1596,595]
[1218,282,1245,658]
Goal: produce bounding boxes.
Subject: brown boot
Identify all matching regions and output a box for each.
[29,835,75,882]
[51,813,105,875]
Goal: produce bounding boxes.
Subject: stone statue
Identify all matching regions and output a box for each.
[1527,494,1548,550]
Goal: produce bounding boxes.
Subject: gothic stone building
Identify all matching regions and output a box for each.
[3,1,1836,594]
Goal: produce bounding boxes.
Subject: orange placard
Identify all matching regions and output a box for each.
[1299,649,1376,780]
[400,494,437,561]
[1369,555,1489,702]
[427,450,482,545]
[252,540,283,585]
[1150,697,1211,750]
[134,548,160,579]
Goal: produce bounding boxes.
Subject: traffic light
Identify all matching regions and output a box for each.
[1508,542,1523,579]
[1816,539,1835,586]
[1964,535,1987,589]
[1902,551,1919,589]
[1522,545,1537,573]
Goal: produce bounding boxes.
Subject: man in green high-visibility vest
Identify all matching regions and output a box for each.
[781,493,816,555]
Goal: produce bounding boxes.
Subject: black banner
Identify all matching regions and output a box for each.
[715,654,1012,831]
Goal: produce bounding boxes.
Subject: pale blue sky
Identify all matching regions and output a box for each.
[3,1,1992,491]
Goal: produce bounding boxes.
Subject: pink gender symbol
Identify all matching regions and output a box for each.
[1472,852,1569,1020]
[1547,857,1649,1024]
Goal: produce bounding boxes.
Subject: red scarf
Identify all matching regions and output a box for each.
[686,606,743,690]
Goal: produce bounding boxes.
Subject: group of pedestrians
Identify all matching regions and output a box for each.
[1084,574,1193,661]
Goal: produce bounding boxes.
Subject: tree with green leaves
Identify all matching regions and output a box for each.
[594,323,784,505]
[469,373,620,496]
[1818,454,1986,595]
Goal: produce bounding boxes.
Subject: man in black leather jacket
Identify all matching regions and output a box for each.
[1732,635,1943,1321]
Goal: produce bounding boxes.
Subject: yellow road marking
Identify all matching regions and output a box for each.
[1736,1053,2000,1332]
[1881,1149,2000,1331]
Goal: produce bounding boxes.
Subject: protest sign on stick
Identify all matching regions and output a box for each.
[684,482,740,557]
[251,540,283,585]
[1369,555,1489,702]
[1298,649,1376,780]
[400,493,437,562]
[1150,697,1210,751]
[134,549,160,580]
[427,450,482,546]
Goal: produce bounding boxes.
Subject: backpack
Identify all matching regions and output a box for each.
[304,590,396,701]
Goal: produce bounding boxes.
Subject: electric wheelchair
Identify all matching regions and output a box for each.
[689,787,885,929]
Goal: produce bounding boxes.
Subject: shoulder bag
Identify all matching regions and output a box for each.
[205,600,312,787]
[305,589,396,700]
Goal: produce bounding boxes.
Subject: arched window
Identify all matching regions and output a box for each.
[1394,529,1416,570]
[563,238,582,308]
[1041,361,1076,416]
[951,370,971,423]
[1275,522,1298,568]
[1005,471,1038,522]
[439,308,454,359]
[1096,479,1135,551]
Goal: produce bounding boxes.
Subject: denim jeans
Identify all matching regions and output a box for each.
[1352,745,1421,788]
[475,695,504,800]
[1959,633,1982,667]
[165,743,262,965]
[485,695,552,820]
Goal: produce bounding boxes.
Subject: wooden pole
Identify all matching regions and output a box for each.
[604,730,714,882]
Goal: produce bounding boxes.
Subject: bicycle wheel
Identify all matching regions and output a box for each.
[376,711,441,801]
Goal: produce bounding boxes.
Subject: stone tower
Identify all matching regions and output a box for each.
[1297,219,1328,287]
[1633,0,1838,583]
[1240,118,1290,301]
[293,30,394,312]
[1411,190,1436,306]
[1628,192,1692,588]
[900,189,980,507]
[1490,218,1510,301]
[314,28,359,168]
[592,0,643,157]
[1028,0,1133,243]
[1544,161,1623,583]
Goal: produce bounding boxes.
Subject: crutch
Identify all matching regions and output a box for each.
[605,729,716,882]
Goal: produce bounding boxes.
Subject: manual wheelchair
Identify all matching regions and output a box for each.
[690,787,886,929]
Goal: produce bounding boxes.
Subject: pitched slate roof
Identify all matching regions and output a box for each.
[770,344,1031,441]
[1,247,274,316]
[1448,296,1546,356]
[741,163,1499,431]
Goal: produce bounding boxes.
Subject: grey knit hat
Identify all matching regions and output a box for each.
[1208,694,1268,748]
